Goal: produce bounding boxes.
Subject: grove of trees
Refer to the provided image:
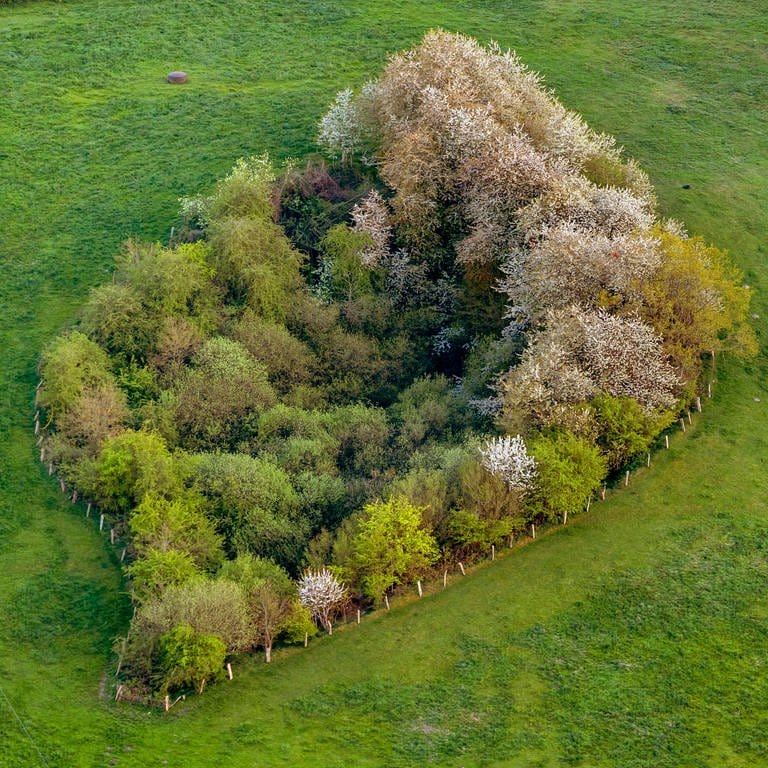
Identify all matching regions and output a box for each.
[37,30,754,703]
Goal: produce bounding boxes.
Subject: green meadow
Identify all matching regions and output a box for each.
[1,1,766,765]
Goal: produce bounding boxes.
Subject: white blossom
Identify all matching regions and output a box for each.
[351,190,391,266]
[318,89,363,161]
[297,568,347,635]
[479,434,537,492]
[500,224,661,322]
[500,306,679,426]
[578,308,679,410]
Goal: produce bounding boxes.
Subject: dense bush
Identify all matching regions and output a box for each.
[38,30,754,702]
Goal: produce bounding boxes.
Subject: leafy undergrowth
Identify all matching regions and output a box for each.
[1,0,766,765]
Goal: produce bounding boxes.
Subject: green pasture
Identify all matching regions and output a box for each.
[0,1,766,765]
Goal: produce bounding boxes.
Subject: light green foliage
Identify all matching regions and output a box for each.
[126,548,200,603]
[192,452,305,568]
[171,337,277,451]
[81,239,219,364]
[307,513,363,578]
[206,157,303,319]
[135,577,253,653]
[279,601,318,644]
[447,458,527,554]
[95,429,185,514]
[209,154,276,222]
[318,224,380,302]
[352,496,439,602]
[526,431,607,522]
[129,493,223,571]
[386,468,450,537]
[231,311,318,394]
[159,623,226,695]
[219,554,299,662]
[38,332,115,417]
[115,240,217,322]
[79,283,157,363]
[591,393,673,470]
[445,508,513,556]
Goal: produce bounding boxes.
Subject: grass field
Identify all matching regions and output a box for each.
[1,1,767,765]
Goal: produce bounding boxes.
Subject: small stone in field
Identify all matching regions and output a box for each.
[167,71,188,84]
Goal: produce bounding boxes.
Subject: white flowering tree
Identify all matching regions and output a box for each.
[317,89,362,162]
[478,435,537,494]
[578,308,679,410]
[297,568,347,635]
[351,190,391,266]
[500,224,661,324]
[499,305,679,432]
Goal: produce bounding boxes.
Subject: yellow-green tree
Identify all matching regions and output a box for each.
[637,229,756,395]
[351,496,439,603]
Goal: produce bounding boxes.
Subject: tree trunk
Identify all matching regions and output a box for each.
[265,644,272,663]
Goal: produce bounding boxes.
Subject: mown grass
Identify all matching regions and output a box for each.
[0,1,766,765]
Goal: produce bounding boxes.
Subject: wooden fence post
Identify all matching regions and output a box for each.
[417,580,423,597]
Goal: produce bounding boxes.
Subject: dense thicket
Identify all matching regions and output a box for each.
[38,30,754,702]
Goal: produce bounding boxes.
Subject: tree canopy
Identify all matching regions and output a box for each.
[37,30,754,703]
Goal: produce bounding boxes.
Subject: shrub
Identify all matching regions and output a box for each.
[525,431,607,523]
[351,496,439,603]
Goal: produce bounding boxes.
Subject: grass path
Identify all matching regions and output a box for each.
[1,1,766,765]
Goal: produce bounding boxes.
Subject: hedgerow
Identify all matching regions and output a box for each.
[37,30,754,702]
